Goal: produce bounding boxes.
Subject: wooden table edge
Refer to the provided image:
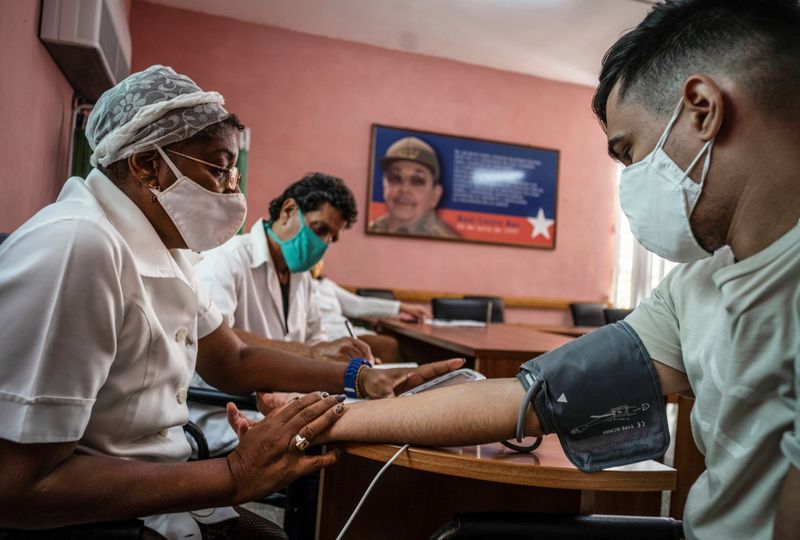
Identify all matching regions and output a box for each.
[334,442,676,492]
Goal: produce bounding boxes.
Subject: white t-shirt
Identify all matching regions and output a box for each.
[313,277,400,340]
[0,170,233,537]
[626,224,800,540]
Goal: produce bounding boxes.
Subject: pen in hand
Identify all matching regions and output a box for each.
[344,319,356,339]
[343,319,376,365]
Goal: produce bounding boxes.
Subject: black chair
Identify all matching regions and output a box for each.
[356,288,396,300]
[430,512,683,540]
[0,520,147,539]
[569,303,606,327]
[186,386,257,412]
[604,308,633,324]
[464,296,505,323]
[184,387,257,461]
[432,298,494,322]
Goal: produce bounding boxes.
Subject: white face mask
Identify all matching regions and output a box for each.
[153,146,247,251]
[618,99,713,263]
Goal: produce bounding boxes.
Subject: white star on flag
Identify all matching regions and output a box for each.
[527,208,554,239]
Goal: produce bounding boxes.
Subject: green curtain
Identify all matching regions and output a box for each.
[236,127,251,233]
[70,105,94,178]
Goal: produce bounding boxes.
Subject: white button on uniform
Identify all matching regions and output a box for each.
[176,387,188,404]
[175,327,188,342]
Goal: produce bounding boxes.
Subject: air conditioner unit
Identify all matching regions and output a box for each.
[39,0,132,101]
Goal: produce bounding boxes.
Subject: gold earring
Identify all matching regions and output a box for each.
[140,175,159,201]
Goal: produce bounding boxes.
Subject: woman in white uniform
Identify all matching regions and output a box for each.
[0,65,461,539]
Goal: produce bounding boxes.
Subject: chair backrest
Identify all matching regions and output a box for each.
[431,512,683,540]
[604,308,633,324]
[464,296,505,322]
[432,298,494,322]
[356,288,396,300]
[568,303,606,327]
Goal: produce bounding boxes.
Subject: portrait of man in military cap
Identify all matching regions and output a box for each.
[368,136,458,239]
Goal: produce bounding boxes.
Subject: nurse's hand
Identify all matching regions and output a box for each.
[225,392,345,503]
[310,337,375,364]
[359,358,466,398]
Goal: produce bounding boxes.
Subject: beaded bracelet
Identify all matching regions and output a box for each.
[355,364,369,399]
[344,357,371,398]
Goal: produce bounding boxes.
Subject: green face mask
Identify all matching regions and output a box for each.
[265,208,329,273]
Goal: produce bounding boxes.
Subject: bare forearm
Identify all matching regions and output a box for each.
[231,347,347,394]
[325,378,540,447]
[234,328,313,357]
[198,325,347,395]
[1,453,235,529]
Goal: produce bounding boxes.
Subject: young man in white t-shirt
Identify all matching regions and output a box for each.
[243,2,797,539]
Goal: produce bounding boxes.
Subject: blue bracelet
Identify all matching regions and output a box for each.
[344,357,371,398]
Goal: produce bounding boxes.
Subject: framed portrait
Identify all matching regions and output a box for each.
[366,125,559,249]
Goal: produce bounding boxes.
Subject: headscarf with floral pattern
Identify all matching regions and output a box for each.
[86,65,229,168]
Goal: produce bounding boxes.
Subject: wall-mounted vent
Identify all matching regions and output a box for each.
[39,0,132,101]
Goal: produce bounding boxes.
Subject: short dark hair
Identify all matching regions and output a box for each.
[268,172,358,228]
[592,0,800,127]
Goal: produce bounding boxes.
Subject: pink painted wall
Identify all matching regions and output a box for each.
[130,1,619,324]
[0,0,74,231]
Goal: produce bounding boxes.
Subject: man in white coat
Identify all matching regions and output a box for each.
[192,173,373,456]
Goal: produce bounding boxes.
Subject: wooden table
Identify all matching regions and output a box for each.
[523,324,597,337]
[378,320,575,378]
[317,437,676,540]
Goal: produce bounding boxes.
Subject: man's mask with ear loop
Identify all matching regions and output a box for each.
[618,98,715,263]
[265,207,328,273]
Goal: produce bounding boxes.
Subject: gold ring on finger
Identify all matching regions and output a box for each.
[294,433,310,452]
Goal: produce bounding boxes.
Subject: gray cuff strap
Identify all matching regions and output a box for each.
[517,322,669,472]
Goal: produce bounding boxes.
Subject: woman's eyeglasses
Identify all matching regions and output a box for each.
[166,149,241,191]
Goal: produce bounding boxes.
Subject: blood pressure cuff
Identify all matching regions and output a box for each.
[517,321,669,472]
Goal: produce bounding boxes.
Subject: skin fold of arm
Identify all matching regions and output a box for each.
[0,439,236,529]
[324,359,690,447]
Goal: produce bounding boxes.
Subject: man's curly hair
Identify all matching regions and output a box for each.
[268,172,358,227]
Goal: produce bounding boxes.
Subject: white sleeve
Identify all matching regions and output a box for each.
[195,247,243,329]
[625,269,686,372]
[0,219,123,443]
[331,280,401,319]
